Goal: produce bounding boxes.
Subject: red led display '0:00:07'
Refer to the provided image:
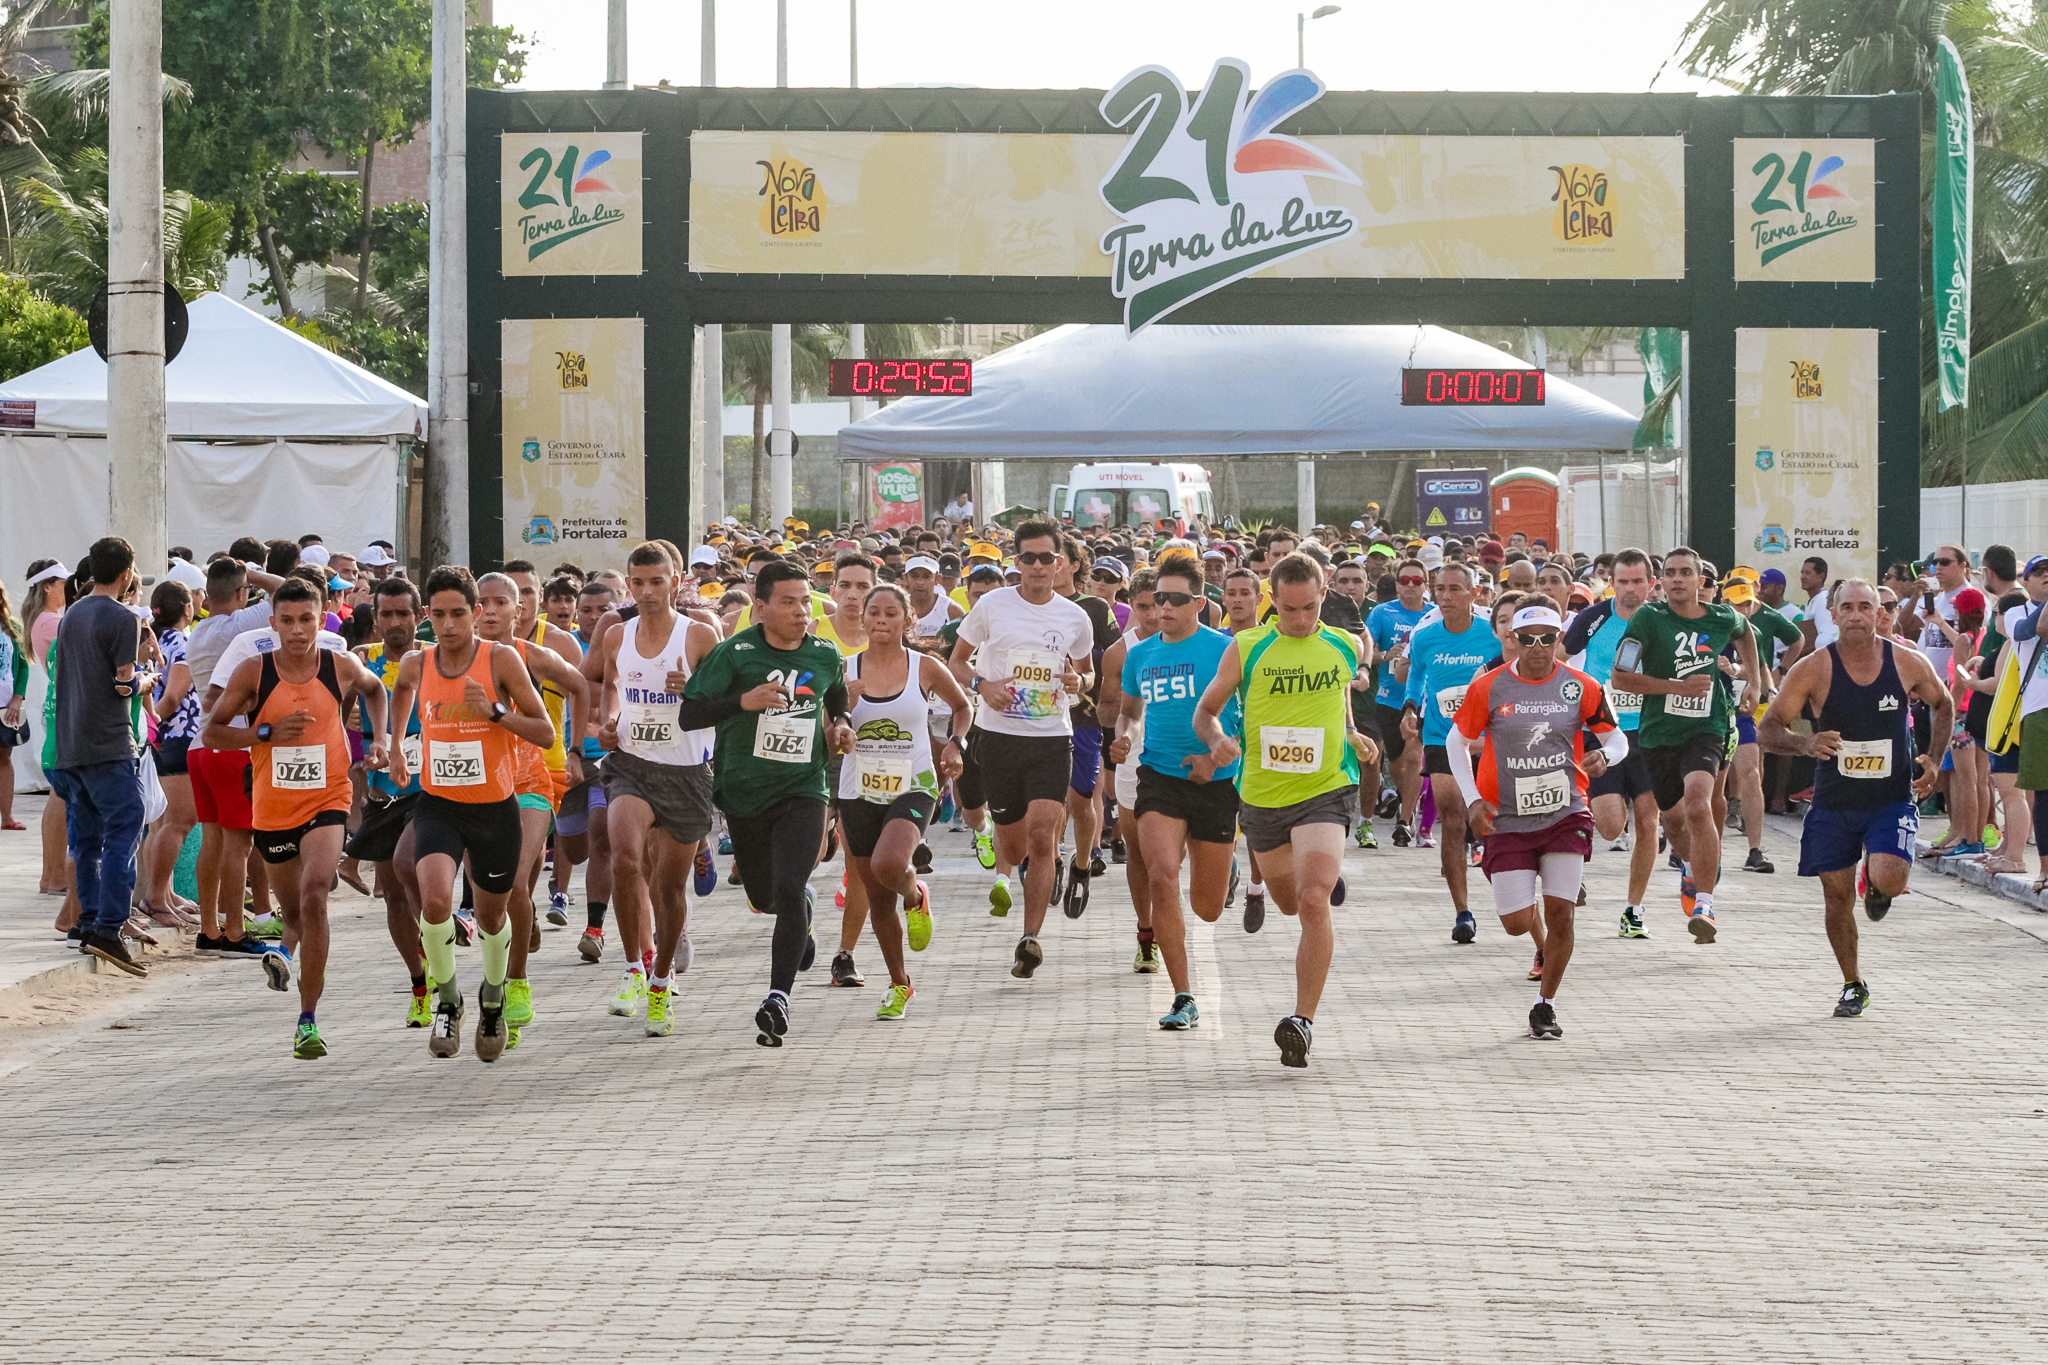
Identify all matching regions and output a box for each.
[827,359,974,397]
[1398,367,1546,406]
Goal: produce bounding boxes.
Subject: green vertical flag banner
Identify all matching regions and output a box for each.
[1934,35,1973,412]
[1634,327,1682,450]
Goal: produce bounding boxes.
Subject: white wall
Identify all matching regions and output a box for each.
[1919,481,2048,559]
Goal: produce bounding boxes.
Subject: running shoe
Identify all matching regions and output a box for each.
[405,990,433,1028]
[1418,830,1435,849]
[475,984,507,1062]
[1526,951,1544,981]
[194,933,228,956]
[1243,888,1266,934]
[428,995,463,1058]
[1110,837,1127,866]
[1376,790,1400,821]
[1331,875,1347,906]
[1667,851,1683,871]
[1274,1014,1313,1069]
[261,946,292,993]
[875,983,913,1020]
[1833,979,1870,1018]
[546,891,570,927]
[1392,821,1413,847]
[1744,847,1775,874]
[1862,859,1894,921]
[1089,848,1108,878]
[1159,993,1201,1031]
[1947,841,1986,858]
[988,873,1012,917]
[245,911,285,941]
[1575,882,1587,907]
[1452,909,1477,944]
[1134,941,1164,973]
[675,931,694,974]
[694,847,717,897]
[505,978,534,1027]
[973,828,996,870]
[293,1020,328,1060]
[727,861,743,886]
[834,874,847,910]
[506,1026,521,1050]
[1618,906,1648,939]
[1226,856,1240,908]
[1358,824,1378,850]
[914,841,935,875]
[1527,1001,1563,1039]
[830,950,865,987]
[906,882,933,953]
[528,916,542,954]
[1467,838,1483,868]
[608,970,645,1018]
[800,887,818,972]
[1679,864,1698,917]
[1687,909,1718,944]
[1062,861,1091,919]
[718,831,733,855]
[577,927,604,963]
[216,933,271,961]
[452,912,476,948]
[1608,834,1631,853]
[754,993,789,1047]
[1050,849,1068,908]
[645,985,674,1037]
[1011,935,1044,979]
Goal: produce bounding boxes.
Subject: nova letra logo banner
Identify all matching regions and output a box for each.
[758,158,827,238]
[501,133,642,276]
[1734,328,1878,582]
[1096,60,1359,331]
[1733,139,1874,282]
[501,318,645,562]
[1549,164,1614,244]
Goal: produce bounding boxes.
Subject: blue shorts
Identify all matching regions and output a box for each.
[1735,712,1757,746]
[1798,800,1919,877]
[1069,723,1103,796]
[1992,745,2021,775]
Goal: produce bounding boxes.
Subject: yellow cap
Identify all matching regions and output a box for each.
[1723,581,1756,604]
[1724,566,1760,585]
[967,541,1002,562]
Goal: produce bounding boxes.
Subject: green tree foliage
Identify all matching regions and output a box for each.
[18,149,229,310]
[0,272,87,381]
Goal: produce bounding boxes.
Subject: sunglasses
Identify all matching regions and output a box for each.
[1154,590,1197,607]
[1016,551,1058,566]
[1929,557,1958,567]
[1396,575,1426,586]
[1091,570,1121,582]
[1513,631,1560,648]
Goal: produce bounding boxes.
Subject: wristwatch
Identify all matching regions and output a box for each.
[256,722,273,742]
[488,702,509,724]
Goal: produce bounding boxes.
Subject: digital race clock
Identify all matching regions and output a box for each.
[827,359,973,397]
[1400,368,1546,406]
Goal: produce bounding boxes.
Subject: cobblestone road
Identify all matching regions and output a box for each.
[4,816,2046,1363]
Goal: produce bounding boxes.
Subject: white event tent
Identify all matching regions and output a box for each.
[836,323,1640,461]
[0,292,425,578]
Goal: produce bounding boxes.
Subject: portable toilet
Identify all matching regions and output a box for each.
[1492,467,1560,550]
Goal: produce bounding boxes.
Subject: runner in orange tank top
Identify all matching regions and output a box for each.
[388,566,556,1063]
[477,571,591,1044]
[201,578,390,1061]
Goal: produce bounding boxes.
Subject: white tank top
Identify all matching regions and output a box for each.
[616,612,714,765]
[838,649,940,804]
[913,594,953,637]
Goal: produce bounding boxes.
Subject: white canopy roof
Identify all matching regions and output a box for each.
[837,324,1640,460]
[0,291,427,440]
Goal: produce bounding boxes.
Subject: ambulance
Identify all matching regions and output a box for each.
[1048,462,1214,532]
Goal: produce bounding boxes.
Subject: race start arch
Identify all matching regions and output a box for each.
[468,73,1918,577]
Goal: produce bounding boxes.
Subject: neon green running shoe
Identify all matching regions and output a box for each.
[505,978,534,1027]
[973,828,996,870]
[608,970,645,1018]
[405,988,432,1028]
[906,881,933,952]
[645,985,674,1037]
[506,1025,521,1049]
[988,873,1012,918]
[1357,823,1378,849]
[246,912,285,941]
[293,1020,327,1059]
[876,983,913,1020]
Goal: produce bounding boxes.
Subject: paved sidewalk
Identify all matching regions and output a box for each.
[3,813,2046,1363]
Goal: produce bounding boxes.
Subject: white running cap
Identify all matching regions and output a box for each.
[1510,604,1563,632]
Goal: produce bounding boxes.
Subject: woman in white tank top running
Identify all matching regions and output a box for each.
[835,584,973,1019]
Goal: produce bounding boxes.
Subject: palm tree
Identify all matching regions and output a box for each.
[19,149,229,310]
[1667,0,1946,95]
[721,324,836,526]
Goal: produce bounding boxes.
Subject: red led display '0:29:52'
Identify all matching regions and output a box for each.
[827,359,974,397]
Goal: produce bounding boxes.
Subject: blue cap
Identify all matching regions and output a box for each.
[1759,568,1786,586]
[2026,555,2048,577]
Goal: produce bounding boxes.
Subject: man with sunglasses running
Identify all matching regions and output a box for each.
[1447,603,1626,1039]
[1398,562,1497,945]
[948,520,1094,981]
[1612,547,1761,943]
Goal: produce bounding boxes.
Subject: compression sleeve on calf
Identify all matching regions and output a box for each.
[1445,727,1483,808]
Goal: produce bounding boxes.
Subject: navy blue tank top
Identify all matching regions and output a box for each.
[1812,642,1915,810]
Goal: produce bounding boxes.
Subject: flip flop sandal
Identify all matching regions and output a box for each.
[142,903,186,928]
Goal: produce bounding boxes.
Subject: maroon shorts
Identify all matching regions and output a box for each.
[188,746,254,831]
[1480,809,1593,879]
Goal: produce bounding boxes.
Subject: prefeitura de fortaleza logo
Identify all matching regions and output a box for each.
[1097,59,1359,332]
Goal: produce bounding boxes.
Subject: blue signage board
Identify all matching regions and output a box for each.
[1415,469,1491,535]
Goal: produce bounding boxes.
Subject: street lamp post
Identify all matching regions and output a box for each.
[1297,5,1341,68]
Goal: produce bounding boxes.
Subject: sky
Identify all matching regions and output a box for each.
[492,0,1727,97]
